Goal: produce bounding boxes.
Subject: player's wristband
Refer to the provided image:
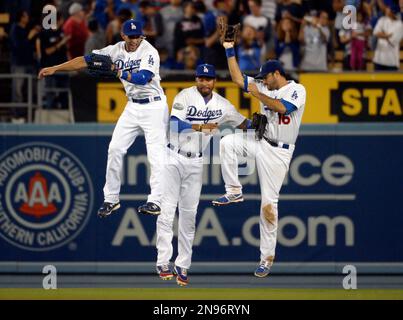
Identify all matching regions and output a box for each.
[243,75,249,92]
[225,47,235,58]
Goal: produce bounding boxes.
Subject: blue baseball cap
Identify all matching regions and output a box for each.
[255,60,285,79]
[196,64,216,78]
[122,19,143,36]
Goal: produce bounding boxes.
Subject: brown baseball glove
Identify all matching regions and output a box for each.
[217,16,240,44]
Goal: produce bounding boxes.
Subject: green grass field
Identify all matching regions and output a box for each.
[1,288,403,300]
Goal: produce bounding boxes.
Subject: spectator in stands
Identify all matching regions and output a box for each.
[243,0,272,40]
[261,0,277,22]
[202,1,228,69]
[63,2,89,59]
[85,18,107,54]
[275,0,305,26]
[174,45,203,70]
[105,7,132,44]
[350,9,371,70]
[1,0,32,24]
[9,10,40,106]
[243,0,273,59]
[0,27,7,41]
[332,0,345,49]
[173,1,205,58]
[339,26,352,70]
[275,17,300,71]
[157,0,183,59]
[37,12,69,110]
[237,24,266,72]
[93,0,121,30]
[159,47,180,69]
[117,0,142,20]
[299,11,330,71]
[139,0,163,47]
[373,2,403,70]
[214,0,241,25]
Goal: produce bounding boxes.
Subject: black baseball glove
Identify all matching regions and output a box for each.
[86,54,118,78]
[251,113,267,140]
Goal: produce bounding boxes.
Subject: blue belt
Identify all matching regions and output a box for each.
[167,143,202,158]
[131,96,161,104]
[263,136,289,150]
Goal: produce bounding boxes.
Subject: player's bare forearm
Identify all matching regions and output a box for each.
[237,118,249,130]
[227,56,244,88]
[251,91,286,114]
[38,56,87,79]
[54,56,87,72]
[223,42,244,88]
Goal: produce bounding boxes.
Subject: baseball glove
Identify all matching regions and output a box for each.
[251,113,267,141]
[217,16,240,44]
[86,54,118,78]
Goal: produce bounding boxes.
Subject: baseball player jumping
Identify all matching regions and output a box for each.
[212,41,306,277]
[38,19,168,217]
[155,64,250,286]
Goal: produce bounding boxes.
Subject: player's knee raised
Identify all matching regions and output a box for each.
[108,142,128,155]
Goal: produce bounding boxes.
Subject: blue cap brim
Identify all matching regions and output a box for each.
[254,72,266,79]
[196,74,216,78]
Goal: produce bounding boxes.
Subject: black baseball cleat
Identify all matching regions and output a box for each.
[97,202,120,218]
[137,202,161,215]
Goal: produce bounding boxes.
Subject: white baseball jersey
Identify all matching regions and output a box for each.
[157,86,244,270]
[100,39,169,206]
[93,40,165,99]
[169,86,245,153]
[247,77,306,145]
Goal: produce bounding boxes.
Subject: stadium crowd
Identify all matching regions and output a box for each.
[0,0,402,74]
[0,0,401,121]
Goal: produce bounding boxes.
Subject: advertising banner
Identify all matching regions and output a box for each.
[0,124,402,273]
[70,73,403,124]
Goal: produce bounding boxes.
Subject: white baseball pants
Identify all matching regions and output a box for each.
[156,149,203,269]
[220,133,294,262]
[103,100,168,205]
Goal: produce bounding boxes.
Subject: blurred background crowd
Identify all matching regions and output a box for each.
[1,0,402,73]
[0,0,401,121]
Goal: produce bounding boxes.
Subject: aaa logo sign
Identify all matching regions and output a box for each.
[0,142,93,251]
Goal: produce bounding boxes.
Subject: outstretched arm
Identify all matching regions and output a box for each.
[38,56,87,79]
[223,42,244,88]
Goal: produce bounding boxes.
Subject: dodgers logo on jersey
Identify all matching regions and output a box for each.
[114,58,141,71]
[0,142,93,251]
[186,106,223,123]
[148,55,154,66]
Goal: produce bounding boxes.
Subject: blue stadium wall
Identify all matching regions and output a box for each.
[0,123,402,274]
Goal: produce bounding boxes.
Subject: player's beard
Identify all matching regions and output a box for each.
[197,86,212,97]
[265,80,278,90]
